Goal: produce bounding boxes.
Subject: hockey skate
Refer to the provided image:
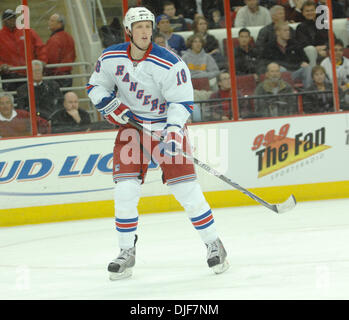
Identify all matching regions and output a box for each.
[108,235,137,280]
[206,238,229,274]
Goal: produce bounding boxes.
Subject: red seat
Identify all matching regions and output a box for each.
[236,74,257,96]
[191,77,210,91]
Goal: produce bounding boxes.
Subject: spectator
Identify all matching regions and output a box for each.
[234,28,259,79]
[162,1,187,31]
[234,0,272,28]
[202,0,225,19]
[50,91,91,133]
[0,9,47,91]
[141,0,164,16]
[16,60,63,121]
[99,16,124,48]
[156,14,186,55]
[255,5,295,57]
[208,71,232,120]
[176,0,199,20]
[153,33,168,48]
[321,39,349,105]
[303,65,343,114]
[0,92,49,138]
[46,13,76,88]
[254,62,297,117]
[192,16,226,70]
[295,1,328,67]
[258,21,312,88]
[207,8,225,29]
[208,71,253,120]
[282,0,306,23]
[182,34,220,82]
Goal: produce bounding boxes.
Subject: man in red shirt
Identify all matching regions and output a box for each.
[46,13,76,88]
[0,9,47,91]
[0,92,50,138]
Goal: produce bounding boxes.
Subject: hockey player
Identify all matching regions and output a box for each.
[86,6,229,280]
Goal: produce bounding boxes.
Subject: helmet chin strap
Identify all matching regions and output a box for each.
[128,31,151,53]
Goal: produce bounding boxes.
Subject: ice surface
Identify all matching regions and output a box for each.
[1,199,349,300]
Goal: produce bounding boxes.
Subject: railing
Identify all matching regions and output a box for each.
[0,62,99,120]
[192,90,349,122]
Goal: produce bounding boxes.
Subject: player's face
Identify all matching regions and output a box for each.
[131,21,153,49]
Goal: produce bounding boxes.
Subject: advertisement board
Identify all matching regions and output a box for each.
[1,113,348,226]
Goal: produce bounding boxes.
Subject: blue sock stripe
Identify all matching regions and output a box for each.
[190,209,212,222]
[115,217,138,223]
[116,227,137,232]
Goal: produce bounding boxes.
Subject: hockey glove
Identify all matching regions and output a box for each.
[95,94,132,125]
[160,124,184,157]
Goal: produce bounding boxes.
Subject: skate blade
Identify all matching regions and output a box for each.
[109,268,133,281]
[211,259,229,274]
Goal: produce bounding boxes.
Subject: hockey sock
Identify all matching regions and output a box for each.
[169,181,219,244]
[114,179,141,249]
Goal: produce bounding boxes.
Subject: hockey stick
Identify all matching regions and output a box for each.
[126,118,296,214]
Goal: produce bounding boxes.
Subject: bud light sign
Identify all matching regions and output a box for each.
[0,133,118,209]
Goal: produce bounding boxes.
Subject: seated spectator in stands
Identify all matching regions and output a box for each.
[254,62,297,117]
[46,13,76,88]
[208,71,253,120]
[303,65,343,114]
[321,39,349,105]
[182,34,220,84]
[282,0,305,22]
[192,16,226,70]
[234,0,272,28]
[162,1,187,31]
[0,92,49,138]
[258,21,312,88]
[295,1,328,67]
[207,8,225,29]
[208,72,232,120]
[235,28,259,80]
[179,0,199,21]
[202,0,226,19]
[317,0,345,19]
[153,33,168,48]
[255,5,295,57]
[0,9,47,91]
[99,16,124,49]
[16,60,63,121]
[156,14,186,55]
[50,91,91,133]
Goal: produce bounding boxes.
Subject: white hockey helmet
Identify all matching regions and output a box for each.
[123,7,155,32]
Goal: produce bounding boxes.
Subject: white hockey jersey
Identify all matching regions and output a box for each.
[87,42,194,130]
